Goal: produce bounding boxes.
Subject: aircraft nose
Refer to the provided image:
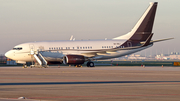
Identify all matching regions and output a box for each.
[5,50,12,58]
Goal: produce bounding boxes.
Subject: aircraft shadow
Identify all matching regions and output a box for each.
[0,81,180,86]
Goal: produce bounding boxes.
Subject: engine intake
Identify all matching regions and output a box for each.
[63,55,85,64]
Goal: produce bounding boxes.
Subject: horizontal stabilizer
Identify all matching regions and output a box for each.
[140,38,174,44]
[150,38,174,43]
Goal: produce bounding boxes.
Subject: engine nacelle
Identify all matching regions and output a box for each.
[63,55,85,64]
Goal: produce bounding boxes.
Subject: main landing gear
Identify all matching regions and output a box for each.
[87,62,95,67]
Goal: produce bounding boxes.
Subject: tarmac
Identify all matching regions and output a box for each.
[0,66,180,101]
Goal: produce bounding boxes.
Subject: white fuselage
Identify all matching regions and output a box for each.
[5,39,152,64]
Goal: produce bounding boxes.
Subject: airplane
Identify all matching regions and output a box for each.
[5,2,173,68]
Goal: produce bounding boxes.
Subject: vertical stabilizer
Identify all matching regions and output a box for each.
[130,2,157,41]
[113,2,158,41]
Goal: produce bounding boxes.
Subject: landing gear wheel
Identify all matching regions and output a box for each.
[87,62,94,67]
[23,65,28,68]
[89,62,94,67]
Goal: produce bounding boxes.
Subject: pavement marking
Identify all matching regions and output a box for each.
[28,94,180,99]
[1,81,180,86]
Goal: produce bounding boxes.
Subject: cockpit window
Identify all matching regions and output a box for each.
[13,47,23,50]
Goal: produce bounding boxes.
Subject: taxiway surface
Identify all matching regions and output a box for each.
[0,66,180,101]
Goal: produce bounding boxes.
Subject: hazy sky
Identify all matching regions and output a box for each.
[0,0,180,55]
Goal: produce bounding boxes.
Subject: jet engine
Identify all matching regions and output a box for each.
[63,55,85,64]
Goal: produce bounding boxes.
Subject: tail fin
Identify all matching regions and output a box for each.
[130,2,157,41]
[113,2,158,42]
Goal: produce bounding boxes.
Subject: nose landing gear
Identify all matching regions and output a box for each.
[23,64,28,68]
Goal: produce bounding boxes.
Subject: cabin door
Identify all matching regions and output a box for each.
[29,44,35,54]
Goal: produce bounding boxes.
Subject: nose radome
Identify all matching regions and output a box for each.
[5,51,11,58]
